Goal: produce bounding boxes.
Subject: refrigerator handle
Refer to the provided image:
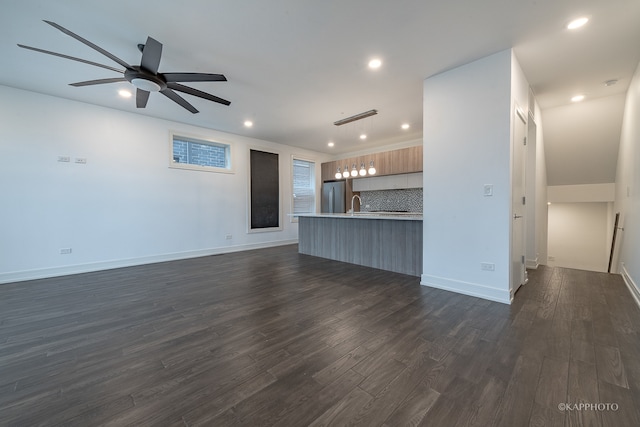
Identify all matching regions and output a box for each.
[329,187,334,213]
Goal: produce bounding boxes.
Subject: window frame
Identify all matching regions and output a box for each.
[290,155,317,223]
[169,131,235,174]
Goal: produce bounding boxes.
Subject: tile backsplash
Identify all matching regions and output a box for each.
[359,188,423,213]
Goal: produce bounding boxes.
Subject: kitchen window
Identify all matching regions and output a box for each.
[170,132,233,173]
[291,158,316,219]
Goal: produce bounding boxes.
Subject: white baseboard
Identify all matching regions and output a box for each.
[526,257,539,270]
[0,239,298,285]
[620,263,640,310]
[420,274,511,305]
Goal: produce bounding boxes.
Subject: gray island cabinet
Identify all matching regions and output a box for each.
[297,213,422,276]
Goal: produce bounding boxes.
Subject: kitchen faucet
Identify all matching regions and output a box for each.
[351,194,362,216]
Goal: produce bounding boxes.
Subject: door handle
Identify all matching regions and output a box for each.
[329,187,334,213]
[514,214,523,219]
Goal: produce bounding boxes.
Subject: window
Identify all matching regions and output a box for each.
[170,132,233,173]
[292,158,316,218]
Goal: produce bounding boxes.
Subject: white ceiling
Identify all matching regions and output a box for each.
[1,0,639,185]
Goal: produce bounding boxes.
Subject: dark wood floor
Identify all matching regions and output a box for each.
[1,245,639,426]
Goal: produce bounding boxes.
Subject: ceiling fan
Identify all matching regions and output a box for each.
[18,20,231,113]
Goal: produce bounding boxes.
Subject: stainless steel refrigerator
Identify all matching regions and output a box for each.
[321,181,346,213]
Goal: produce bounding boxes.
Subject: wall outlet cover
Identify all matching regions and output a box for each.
[481,262,495,271]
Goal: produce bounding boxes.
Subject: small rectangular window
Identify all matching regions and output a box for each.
[292,158,316,219]
[170,132,233,173]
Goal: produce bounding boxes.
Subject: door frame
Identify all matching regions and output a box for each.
[511,105,527,296]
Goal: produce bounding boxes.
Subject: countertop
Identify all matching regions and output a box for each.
[294,212,423,221]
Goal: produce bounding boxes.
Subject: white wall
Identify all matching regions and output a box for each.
[422,49,515,304]
[548,183,615,203]
[613,59,640,306]
[0,85,330,283]
[547,202,611,272]
[546,183,616,272]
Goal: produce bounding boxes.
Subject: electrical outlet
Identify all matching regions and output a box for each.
[60,248,72,255]
[548,256,555,261]
[75,157,87,164]
[481,262,495,271]
[483,184,493,197]
[57,156,70,162]
[225,234,233,240]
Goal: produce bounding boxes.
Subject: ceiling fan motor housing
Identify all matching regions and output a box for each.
[124,67,166,92]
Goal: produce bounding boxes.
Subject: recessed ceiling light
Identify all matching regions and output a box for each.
[567,17,589,30]
[368,58,382,69]
[327,141,335,147]
[360,134,367,140]
[118,89,132,98]
[244,120,253,128]
[571,94,585,102]
[401,123,410,130]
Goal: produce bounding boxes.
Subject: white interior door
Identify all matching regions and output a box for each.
[512,107,527,295]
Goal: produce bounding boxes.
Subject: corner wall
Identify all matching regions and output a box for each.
[422,49,513,304]
[614,60,640,306]
[0,85,329,283]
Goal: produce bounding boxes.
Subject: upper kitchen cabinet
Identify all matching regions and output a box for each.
[352,172,423,191]
[321,145,422,182]
[407,172,423,188]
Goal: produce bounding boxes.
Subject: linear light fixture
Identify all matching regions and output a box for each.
[333,109,378,126]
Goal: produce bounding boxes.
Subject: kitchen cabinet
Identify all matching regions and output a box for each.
[352,177,371,191]
[297,214,422,276]
[407,172,423,188]
[321,145,422,182]
[352,172,423,191]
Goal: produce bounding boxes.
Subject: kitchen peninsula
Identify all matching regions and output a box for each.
[297,212,422,276]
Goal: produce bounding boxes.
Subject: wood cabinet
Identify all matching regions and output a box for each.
[321,145,422,182]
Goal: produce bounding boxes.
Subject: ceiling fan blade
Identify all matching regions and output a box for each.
[160,89,198,113]
[69,77,127,87]
[163,72,227,83]
[166,82,231,106]
[140,36,162,74]
[44,20,132,70]
[17,44,124,74]
[136,89,150,108]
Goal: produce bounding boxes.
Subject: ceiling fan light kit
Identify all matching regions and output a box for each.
[17,20,231,114]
